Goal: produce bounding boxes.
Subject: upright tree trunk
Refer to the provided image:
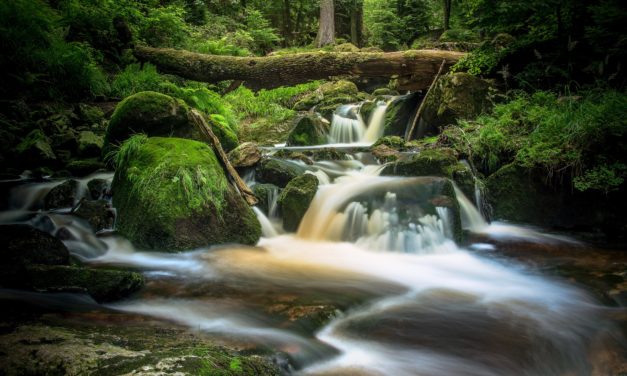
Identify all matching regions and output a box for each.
[317,0,335,47]
[443,0,452,31]
[282,0,293,45]
[350,0,363,47]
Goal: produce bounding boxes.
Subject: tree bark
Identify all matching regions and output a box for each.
[350,0,363,47]
[134,46,465,91]
[443,0,451,31]
[282,0,293,45]
[317,0,335,47]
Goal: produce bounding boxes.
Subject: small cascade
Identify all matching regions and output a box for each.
[454,185,488,231]
[253,207,279,238]
[361,100,389,143]
[328,104,366,144]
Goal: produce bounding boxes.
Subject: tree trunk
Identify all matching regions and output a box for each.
[350,0,363,47]
[282,0,293,45]
[317,0,335,47]
[443,0,451,31]
[134,46,465,91]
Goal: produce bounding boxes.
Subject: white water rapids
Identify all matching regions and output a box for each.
[0,159,622,375]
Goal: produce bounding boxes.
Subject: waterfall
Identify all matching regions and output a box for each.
[362,100,389,143]
[328,104,366,144]
[253,207,279,238]
[454,185,488,231]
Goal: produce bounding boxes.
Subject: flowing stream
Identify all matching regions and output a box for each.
[1,153,622,375]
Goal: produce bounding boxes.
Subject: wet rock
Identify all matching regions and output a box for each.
[65,159,105,177]
[72,199,114,232]
[279,174,319,232]
[286,114,329,146]
[44,179,79,210]
[306,148,350,161]
[382,148,457,177]
[112,136,261,251]
[372,144,400,162]
[228,142,262,168]
[255,158,307,188]
[383,93,421,137]
[0,224,70,287]
[373,135,405,150]
[416,72,492,138]
[87,178,110,200]
[253,183,280,215]
[77,131,104,158]
[272,150,314,164]
[293,80,360,112]
[14,129,56,168]
[26,265,144,302]
[103,91,199,155]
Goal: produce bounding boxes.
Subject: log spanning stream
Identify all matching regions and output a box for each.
[0,105,624,374]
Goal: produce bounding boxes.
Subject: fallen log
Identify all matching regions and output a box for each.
[134,46,465,90]
[188,109,258,206]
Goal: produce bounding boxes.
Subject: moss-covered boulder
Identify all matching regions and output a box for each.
[208,114,239,152]
[383,93,421,137]
[77,131,104,158]
[286,114,329,146]
[112,136,261,251]
[415,73,492,138]
[334,42,360,52]
[306,148,350,161]
[65,159,106,177]
[255,158,307,188]
[293,80,360,112]
[373,135,405,150]
[26,265,144,302]
[104,91,198,154]
[381,148,476,199]
[15,129,56,167]
[278,174,319,232]
[372,88,399,97]
[228,142,262,168]
[44,179,79,209]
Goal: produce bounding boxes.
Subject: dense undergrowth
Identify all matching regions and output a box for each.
[442,89,627,193]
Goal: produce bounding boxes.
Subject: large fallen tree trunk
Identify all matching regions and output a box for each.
[134,46,466,90]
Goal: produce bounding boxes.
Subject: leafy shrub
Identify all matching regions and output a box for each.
[444,90,627,192]
[111,63,164,98]
[188,38,251,56]
[140,5,190,48]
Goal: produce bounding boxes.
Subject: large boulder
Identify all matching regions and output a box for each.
[286,114,329,146]
[255,158,307,188]
[228,142,262,168]
[104,91,197,153]
[293,80,364,119]
[415,72,492,138]
[77,131,104,158]
[381,148,476,200]
[279,174,319,232]
[112,136,260,251]
[383,93,422,137]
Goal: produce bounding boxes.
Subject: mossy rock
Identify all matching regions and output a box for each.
[112,136,260,251]
[415,73,492,138]
[359,101,377,124]
[334,42,360,52]
[15,129,56,168]
[105,92,197,153]
[373,135,405,150]
[228,142,262,168]
[255,158,307,188]
[73,199,114,232]
[306,148,350,161]
[208,114,239,152]
[279,174,319,232]
[87,178,110,200]
[26,265,144,303]
[372,144,400,162]
[383,93,421,137]
[293,80,359,111]
[77,131,104,158]
[77,103,105,125]
[66,159,106,177]
[44,179,80,209]
[272,150,314,164]
[372,88,399,97]
[382,148,457,177]
[286,114,329,146]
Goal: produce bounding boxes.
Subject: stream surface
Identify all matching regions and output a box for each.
[0,102,625,374]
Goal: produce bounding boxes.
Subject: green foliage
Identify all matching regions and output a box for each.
[451,43,502,75]
[140,5,190,48]
[110,63,163,98]
[439,29,480,43]
[445,90,627,192]
[242,8,281,54]
[188,38,251,56]
[0,0,109,99]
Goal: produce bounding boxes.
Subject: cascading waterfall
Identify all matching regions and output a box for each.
[362,100,389,143]
[328,104,366,144]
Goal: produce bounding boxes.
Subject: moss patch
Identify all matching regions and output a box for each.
[278,174,319,232]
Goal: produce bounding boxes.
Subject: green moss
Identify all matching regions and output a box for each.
[26,265,144,303]
[104,91,198,155]
[112,136,260,251]
[278,174,318,232]
[382,148,458,177]
[255,158,307,188]
[66,159,106,177]
[372,135,405,150]
[15,129,56,165]
[383,93,421,137]
[286,115,329,146]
